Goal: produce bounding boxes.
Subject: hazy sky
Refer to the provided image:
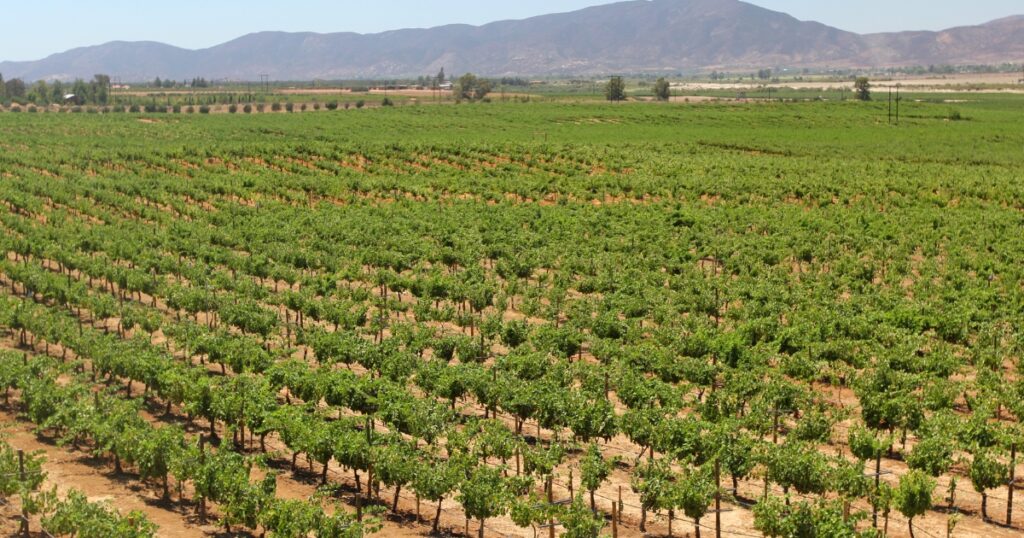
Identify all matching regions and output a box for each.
[1,0,1020,62]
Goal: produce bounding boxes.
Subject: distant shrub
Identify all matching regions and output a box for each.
[172,105,181,113]
[71,106,83,114]
[381,98,394,107]
[86,107,98,114]
[300,103,307,111]
[948,110,963,121]
[313,103,321,111]
[27,105,37,113]
[129,105,141,113]
[326,101,338,110]
[228,104,238,114]
[243,104,252,114]
[271,103,282,112]
[256,104,266,112]
[10,106,21,113]
[185,106,194,114]
[199,105,211,114]
[355,100,365,109]
[285,103,295,112]
[344,102,351,110]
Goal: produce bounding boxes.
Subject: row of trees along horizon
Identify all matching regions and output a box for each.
[0,71,877,108]
[0,69,515,107]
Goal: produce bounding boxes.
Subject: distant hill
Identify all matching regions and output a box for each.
[1,0,1022,81]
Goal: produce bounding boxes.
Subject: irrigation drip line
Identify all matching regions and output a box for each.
[909,521,943,538]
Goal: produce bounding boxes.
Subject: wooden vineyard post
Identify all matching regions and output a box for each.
[548,476,555,538]
[875,452,884,528]
[618,485,623,524]
[18,449,28,538]
[715,458,722,538]
[198,437,207,524]
[1009,442,1017,527]
[611,503,618,538]
[772,405,780,444]
[568,468,574,499]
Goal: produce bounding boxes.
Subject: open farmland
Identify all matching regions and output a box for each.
[0,97,1023,538]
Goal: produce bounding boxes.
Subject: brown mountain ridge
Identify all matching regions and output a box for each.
[1,0,1021,81]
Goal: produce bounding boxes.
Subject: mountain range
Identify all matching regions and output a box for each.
[1,0,1022,81]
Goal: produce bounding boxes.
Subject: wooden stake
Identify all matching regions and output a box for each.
[715,458,722,538]
[618,485,624,523]
[198,437,207,523]
[18,449,28,538]
[1009,442,1017,527]
[548,477,555,538]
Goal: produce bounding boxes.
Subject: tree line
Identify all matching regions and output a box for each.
[0,73,111,106]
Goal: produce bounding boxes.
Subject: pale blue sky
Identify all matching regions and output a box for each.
[1,0,1020,62]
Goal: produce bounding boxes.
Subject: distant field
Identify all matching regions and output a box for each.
[1,98,1023,538]
[673,71,1024,92]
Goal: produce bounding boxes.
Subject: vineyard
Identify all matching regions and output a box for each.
[0,98,1022,538]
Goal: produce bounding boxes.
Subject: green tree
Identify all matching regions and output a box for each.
[605,77,626,102]
[455,73,492,101]
[854,77,871,101]
[894,470,935,538]
[71,79,90,105]
[654,77,671,101]
[92,74,111,105]
[49,81,65,105]
[5,78,26,99]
